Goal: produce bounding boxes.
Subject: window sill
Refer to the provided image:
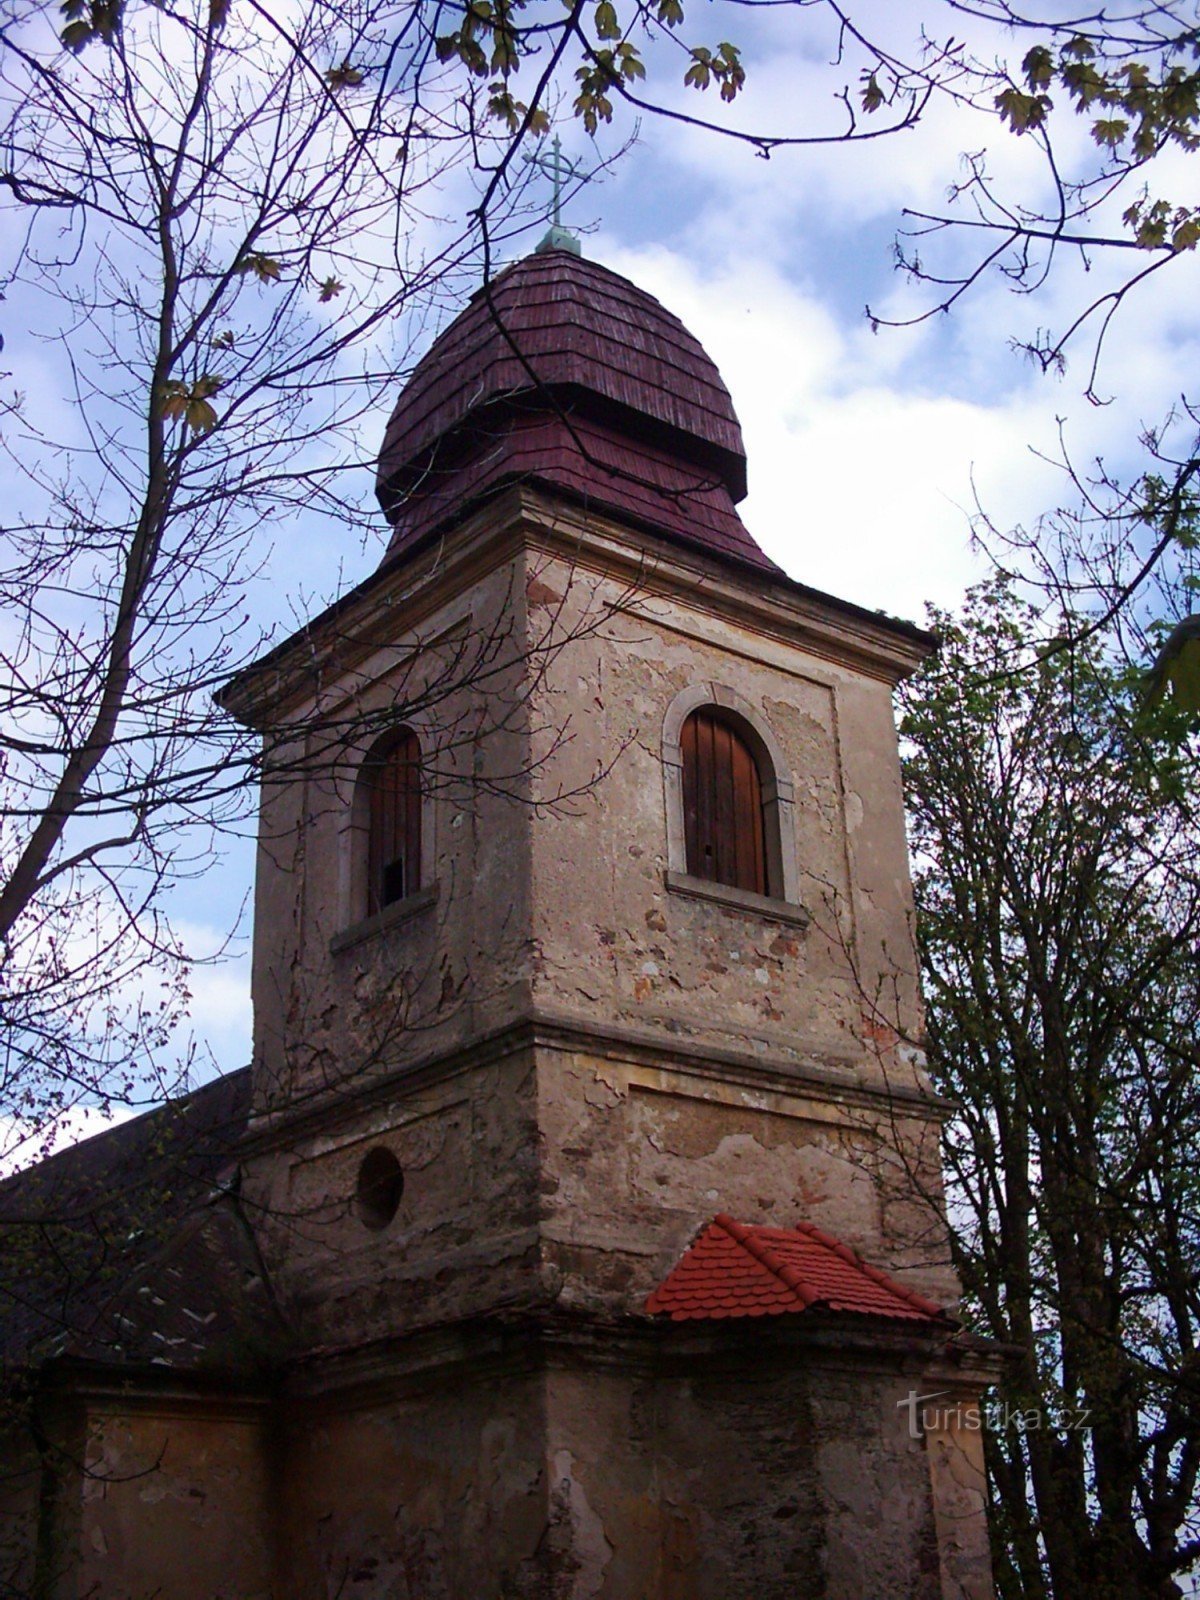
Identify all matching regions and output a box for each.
[664,871,809,928]
[330,882,439,956]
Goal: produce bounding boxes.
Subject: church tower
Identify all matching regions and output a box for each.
[213,241,998,1597]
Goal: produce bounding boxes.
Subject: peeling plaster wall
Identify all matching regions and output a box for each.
[535,1045,959,1313]
[269,1349,956,1600]
[243,1048,544,1346]
[925,1408,995,1600]
[14,1343,990,1600]
[241,1032,954,1355]
[275,1369,552,1600]
[248,530,931,1127]
[523,557,927,1093]
[212,517,989,1599]
[65,1404,272,1600]
[249,554,538,1117]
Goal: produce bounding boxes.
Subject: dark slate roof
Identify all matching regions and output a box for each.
[0,1070,283,1375]
[375,248,779,576]
[645,1214,952,1324]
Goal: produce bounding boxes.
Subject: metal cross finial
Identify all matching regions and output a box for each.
[526,136,584,255]
[529,134,577,227]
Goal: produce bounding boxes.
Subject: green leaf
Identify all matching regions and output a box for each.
[185,398,218,433]
[1022,46,1054,92]
[1143,615,1200,712]
[317,277,344,302]
[60,18,92,50]
[238,253,282,283]
[995,86,1051,133]
[1062,60,1109,109]
[617,41,644,81]
[684,49,710,91]
[158,375,222,432]
[595,0,620,40]
[1091,116,1129,148]
[325,61,365,89]
[490,34,518,74]
[158,381,189,422]
[861,71,885,114]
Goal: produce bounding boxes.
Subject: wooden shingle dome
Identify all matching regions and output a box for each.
[376,247,778,573]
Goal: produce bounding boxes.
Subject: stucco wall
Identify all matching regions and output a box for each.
[247,523,931,1126]
[270,1342,962,1600]
[59,1401,272,1600]
[523,554,926,1090]
[242,1045,544,1348]
[248,553,540,1115]
[535,1044,958,1312]
[240,528,954,1338]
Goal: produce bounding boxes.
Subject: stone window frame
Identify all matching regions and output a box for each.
[333,722,438,952]
[662,683,803,921]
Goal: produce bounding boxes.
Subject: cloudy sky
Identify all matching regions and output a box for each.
[184,1,1200,1085]
[9,0,1200,1131]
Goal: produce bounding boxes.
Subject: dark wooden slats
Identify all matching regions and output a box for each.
[366,729,421,915]
[378,252,746,493]
[383,412,778,575]
[681,710,767,896]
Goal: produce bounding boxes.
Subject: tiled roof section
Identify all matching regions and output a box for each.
[645,1214,949,1324]
[382,410,779,575]
[373,248,782,577]
[0,1070,282,1372]
[378,250,747,509]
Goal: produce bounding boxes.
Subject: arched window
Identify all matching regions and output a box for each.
[681,708,769,896]
[363,728,422,915]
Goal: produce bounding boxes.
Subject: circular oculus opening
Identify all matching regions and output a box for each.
[355,1146,404,1231]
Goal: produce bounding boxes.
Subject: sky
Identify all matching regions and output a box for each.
[7,0,1200,1141]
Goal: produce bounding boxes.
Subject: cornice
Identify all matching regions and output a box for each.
[217,485,935,729]
[281,1304,1006,1413]
[241,1007,952,1157]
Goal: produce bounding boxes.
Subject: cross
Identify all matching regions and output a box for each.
[527,135,579,229]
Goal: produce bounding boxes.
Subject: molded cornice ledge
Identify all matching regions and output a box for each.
[239,1007,955,1154]
[216,484,937,729]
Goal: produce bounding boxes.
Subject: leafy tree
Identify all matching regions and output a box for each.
[901,577,1200,1599]
[0,0,756,1158]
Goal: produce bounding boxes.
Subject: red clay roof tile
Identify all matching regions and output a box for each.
[645,1215,949,1325]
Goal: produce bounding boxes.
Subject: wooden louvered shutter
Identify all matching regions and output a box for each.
[681,710,767,896]
[366,729,422,914]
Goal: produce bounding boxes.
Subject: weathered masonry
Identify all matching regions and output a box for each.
[1,238,1001,1599]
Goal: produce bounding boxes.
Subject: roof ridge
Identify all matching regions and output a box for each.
[791,1219,945,1319]
[713,1213,821,1310]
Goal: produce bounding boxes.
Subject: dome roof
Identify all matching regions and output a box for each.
[375,248,777,574]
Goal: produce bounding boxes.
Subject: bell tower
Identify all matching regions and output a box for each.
[219,244,1000,1599]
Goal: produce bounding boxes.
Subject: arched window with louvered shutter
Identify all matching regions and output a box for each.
[680,709,769,897]
[363,728,422,915]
